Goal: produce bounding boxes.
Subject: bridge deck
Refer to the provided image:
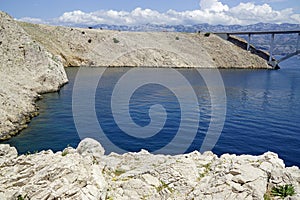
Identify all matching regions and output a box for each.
[214,30,300,35]
[214,30,300,69]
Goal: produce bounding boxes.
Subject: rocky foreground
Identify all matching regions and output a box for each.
[2,11,297,200]
[0,138,299,200]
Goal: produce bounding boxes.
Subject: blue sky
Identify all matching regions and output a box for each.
[0,0,299,25]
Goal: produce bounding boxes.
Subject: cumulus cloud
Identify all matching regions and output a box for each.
[18,17,46,24]
[18,0,300,26]
[229,3,295,24]
[200,0,229,12]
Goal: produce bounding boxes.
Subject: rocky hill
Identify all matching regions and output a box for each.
[0,12,68,140]
[91,23,300,55]
[18,21,270,69]
[0,138,299,200]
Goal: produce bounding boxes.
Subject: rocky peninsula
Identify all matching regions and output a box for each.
[18,21,270,69]
[1,11,299,200]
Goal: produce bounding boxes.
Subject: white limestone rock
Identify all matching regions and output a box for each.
[76,138,105,161]
[0,11,68,140]
[0,144,18,165]
[0,139,299,200]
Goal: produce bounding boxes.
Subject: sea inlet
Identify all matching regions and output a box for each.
[1,56,300,167]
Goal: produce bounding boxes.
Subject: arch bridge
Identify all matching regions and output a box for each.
[215,30,300,69]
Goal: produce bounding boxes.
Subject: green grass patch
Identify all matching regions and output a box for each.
[271,184,296,199]
[114,169,126,176]
[156,180,173,193]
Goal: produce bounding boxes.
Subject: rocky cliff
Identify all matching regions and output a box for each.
[0,138,299,200]
[18,22,270,69]
[0,12,68,140]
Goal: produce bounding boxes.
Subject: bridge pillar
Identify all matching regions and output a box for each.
[275,33,300,66]
[269,33,275,62]
[247,33,251,51]
[297,33,300,51]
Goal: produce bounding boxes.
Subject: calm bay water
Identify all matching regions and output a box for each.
[1,57,300,166]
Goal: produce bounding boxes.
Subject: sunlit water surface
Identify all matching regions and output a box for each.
[1,57,299,167]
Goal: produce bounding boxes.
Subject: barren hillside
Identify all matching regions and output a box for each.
[19,22,270,69]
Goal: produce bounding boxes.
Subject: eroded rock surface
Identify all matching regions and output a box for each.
[0,11,68,139]
[0,138,299,200]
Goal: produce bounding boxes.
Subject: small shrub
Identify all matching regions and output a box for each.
[88,39,92,43]
[263,193,271,200]
[106,196,113,200]
[62,150,68,156]
[156,181,173,193]
[113,38,120,43]
[204,32,211,37]
[82,31,85,34]
[271,184,296,198]
[175,36,179,40]
[114,169,125,176]
[17,194,28,200]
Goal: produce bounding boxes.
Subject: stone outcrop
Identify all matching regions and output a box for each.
[18,22,271,69]
[0,138,299,200]
[0,11,68,140]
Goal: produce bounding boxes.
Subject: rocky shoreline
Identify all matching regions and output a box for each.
[0,138,299,200]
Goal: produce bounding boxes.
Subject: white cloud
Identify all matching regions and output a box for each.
[229,3,296,24]
[200,0,229,12]
[263,0,286,3]
[18,0,300,26]
[18,17,46,24]
[58,10,105,25]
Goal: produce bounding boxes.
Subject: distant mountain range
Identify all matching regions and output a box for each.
[73,23,300,55]
[89,23,299,33]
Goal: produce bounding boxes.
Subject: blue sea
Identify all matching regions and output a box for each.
[1,56,300,167]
